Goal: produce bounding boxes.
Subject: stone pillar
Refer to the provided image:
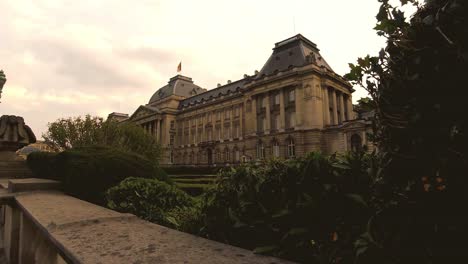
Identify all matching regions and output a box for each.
[279,89,285,132]
[180,119,184,145]
[323,87,330,125]
[194,115,198,145]
[155,119,160,143]
[239,104,244,139]
[4,205,20,263]
[220,109,225,142]
[202,114,206,142]
[265,94,271,134]
[347,97,354,120]
[229,107,233,140]
[332,90,338,125]
[295,86,303,129]
[252,97,257,135]
[339,93,345,123]
[187,117,192,145]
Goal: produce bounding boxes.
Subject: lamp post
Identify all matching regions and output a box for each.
[0,70,6,102]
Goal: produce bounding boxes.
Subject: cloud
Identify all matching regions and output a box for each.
[0,0,397,137]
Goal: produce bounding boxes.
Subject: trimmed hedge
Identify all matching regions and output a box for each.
[162,166,220,175]
[27,146,169,205]
[106,177,199,231]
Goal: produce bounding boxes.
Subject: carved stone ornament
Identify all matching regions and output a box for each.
[0,115,37,151]
[0,69,6,102]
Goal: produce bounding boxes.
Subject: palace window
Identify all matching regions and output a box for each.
[272,114,280,130]
[169,151,174,164]
[225,109,230,119]
[170,134,175,145]
[216,127,221,140]
[286,111,296,128]
[234,124,240,138]
[256,141,265,160]
[207,128,213,141]
[207,113,212,122]
[287,138,296,158]
[216,111,221,120]
[225,148,230,162]
[288,89,295,102]
[234,149,240,162]
[170,120,175,130]
[234,106,240,117]
[272,140,280,158]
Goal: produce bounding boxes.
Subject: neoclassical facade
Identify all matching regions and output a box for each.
[109,34,372,166]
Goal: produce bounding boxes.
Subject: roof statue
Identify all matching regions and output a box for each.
[0,69,6,102]
[0,115,37,152]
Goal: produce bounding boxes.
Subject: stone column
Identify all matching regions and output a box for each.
[220,109,225,142]
[279,89,285,132]
[295,86,303,129]
[188,117,192,145]
[239,104,244,139]
[202,114,206,142]
[332,89,338,125]
[229,107,233,140]
[194,115,198,145]
[155,119,160,143]
[265,94,271,134]
[347,97,354,120]
[323,87,330,125]
[339,93,345,123]
[252,97,257,135]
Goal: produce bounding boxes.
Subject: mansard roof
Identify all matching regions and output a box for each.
[257,34,333,78]
[179,78,249,109]
[148,75,206,104]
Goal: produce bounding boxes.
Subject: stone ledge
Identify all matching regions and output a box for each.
[14,192,294,264]
[8,178,61,193]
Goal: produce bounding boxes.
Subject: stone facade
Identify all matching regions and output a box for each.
[109,34,372,166]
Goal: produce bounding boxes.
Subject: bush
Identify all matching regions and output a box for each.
[106,177,198,230]
[199,152,373,263]
[27,146,169,205]
[43,115,161,162]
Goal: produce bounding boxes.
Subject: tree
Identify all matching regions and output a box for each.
[345,0,468,263]
[43,115,161,162]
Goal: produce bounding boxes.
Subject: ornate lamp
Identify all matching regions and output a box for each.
[0,69,6,102]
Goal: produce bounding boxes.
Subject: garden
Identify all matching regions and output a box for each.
[27,1,468,263]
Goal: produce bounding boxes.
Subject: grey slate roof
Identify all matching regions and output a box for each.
[257,34,333,78]
[148,75,206,104]
[179,78,248,109]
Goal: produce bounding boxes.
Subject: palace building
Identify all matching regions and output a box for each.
[108,34,373,166]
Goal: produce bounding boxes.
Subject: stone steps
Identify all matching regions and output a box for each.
[0,160,33,179]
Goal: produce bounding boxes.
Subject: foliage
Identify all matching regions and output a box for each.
[198,152,374,263]
[27,146,169,205]
[43,115,161,161]
[345,0,468,263]
[106,177,201,232]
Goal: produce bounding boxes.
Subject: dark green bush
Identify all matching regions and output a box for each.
[199,152,373,263]
[27,146,169,205]
[162,166,220,175]
[106,177,199,230]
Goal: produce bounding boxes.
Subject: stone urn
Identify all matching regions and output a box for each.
[0,115,36,160]
[0,69,6,101]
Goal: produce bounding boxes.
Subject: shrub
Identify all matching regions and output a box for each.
[199,152,373,263]
[43,115,161,162]
[106,177,198,230]
[27,146,168,205]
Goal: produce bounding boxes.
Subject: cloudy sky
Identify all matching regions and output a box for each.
[1,0,403,136]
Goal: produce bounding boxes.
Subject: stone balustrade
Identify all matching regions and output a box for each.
[0,178,293,264]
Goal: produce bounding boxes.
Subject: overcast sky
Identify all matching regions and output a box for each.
[1,0,401,136]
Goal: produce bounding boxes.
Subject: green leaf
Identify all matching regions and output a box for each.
[345,193,368,208]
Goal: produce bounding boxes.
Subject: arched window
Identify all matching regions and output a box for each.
[287,138,295,158]
[216,149,221,163]
[169,151,174,164]
[351,134,362,152]
[256,140,265,160]
[272,140,280,158]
